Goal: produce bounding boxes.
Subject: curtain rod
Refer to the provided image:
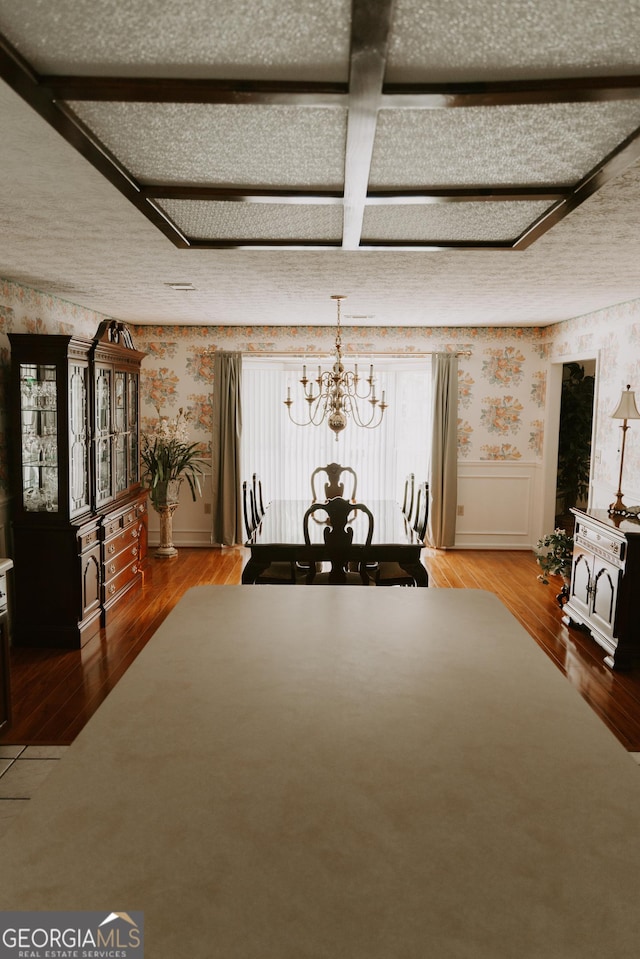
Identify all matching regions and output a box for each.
[204,349,472,357]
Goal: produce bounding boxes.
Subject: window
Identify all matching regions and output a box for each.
[241,356,430,502]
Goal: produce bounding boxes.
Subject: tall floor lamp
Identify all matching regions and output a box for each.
[609,385,640,515]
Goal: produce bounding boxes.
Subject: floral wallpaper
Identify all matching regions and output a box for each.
[1,275,639,513]
[0,279,106,495]
[132,323,554,469]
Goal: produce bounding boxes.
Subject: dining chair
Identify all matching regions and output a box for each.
[243,479,301,584]
[402,472,415,521]
[373,481,429,587]
[242,480,256,541]
[252,472,266,522]
[310,463,358,502]
[413,481,429,540]
[303,496,373,585]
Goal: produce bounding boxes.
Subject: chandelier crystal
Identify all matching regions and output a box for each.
[284,294,388,439]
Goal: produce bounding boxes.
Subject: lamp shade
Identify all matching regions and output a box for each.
[611,386,640,420]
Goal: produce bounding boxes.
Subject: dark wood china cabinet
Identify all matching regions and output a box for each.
[8,321,147,648]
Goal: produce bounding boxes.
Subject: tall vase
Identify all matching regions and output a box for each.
[152,478,182,558]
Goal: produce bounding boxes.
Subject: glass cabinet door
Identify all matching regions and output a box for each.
[95,365,113,505]
[128,372,139,485]
[69,362,90,515]
[19,363,58,513]
[114,371,127,495]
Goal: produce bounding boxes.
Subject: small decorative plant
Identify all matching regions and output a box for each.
[141,407,207,510]
[534,528,574,584]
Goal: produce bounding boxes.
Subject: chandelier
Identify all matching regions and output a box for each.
[284,294,388,439]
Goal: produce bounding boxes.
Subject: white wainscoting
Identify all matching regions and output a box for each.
[153,464,545,551]
[455,462,543,550]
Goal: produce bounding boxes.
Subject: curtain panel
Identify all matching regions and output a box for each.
[427,352,458,548]
[211,352,243,546]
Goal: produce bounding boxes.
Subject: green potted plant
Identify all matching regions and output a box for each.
[141,408,207,556]
[534,528,574,585]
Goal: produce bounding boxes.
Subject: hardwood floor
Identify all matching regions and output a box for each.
[3,546,640,750]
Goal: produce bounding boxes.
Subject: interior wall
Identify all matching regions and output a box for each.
[1,276,640,553]
[546,300,640,514]
[132,322,552,549]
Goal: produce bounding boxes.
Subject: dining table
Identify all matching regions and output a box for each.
[241,498,428,585]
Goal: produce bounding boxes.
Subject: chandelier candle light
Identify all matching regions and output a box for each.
[284,294,388,440]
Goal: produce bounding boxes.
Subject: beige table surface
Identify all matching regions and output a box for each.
[2,585,640,958]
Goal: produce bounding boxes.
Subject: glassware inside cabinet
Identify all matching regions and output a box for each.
[128,372,139,485]
[114,371,127,494]
[95,366,112,504]
[19,363,59,513]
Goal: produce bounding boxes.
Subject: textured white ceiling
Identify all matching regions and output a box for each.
[2,1,640,328]
[386,0,640,81]
[0,0,352,81]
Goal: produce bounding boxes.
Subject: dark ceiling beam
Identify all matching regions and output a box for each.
[342,0,396,249]
[144,185,566,204]
[3,20,639,254]
[186,238,510,250]
[381,75,640,108]
[359,240,514,250]
[365,187,567,203]
[0,35,192,248]
[187,239,343,249]
[514,123,640,249]
[143,186,345,204]
[46,74,640,109]
[45,75,348,106]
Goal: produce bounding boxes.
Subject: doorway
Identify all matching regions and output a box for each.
[554,359,596,534]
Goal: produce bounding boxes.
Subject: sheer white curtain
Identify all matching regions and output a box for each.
[241,356,430,504]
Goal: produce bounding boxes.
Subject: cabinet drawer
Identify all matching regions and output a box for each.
[104,521,143,556]
[103,556,140,601]
[103,541,139,579]
[121,505,142,528]
[103,501,146,539]
[78,526,100,552]
[575,525,624,567]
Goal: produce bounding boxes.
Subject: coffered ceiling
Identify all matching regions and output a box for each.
[1,0,640,327]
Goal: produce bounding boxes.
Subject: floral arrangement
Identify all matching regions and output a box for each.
[534,528,574,584]
[141,407,207,509]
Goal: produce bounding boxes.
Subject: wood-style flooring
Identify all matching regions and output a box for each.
[3,546,640,750]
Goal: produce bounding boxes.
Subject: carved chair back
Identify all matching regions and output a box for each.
[310,462,358,502]
[303,496,373,584]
